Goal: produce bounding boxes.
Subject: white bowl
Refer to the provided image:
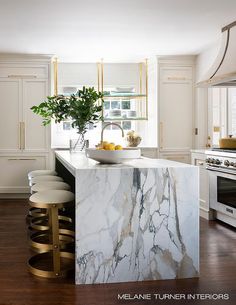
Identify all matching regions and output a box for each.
[85,148,141,164]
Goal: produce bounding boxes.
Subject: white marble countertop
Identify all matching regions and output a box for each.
[55,150,195,176]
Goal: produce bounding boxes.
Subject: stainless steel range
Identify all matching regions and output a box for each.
[206,149,236,227]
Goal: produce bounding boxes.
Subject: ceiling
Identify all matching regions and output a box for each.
[0,0,236,62]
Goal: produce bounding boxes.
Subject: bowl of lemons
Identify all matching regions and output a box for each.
[85,141,141,164]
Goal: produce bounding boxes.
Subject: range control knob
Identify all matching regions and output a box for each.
[224,160,230,167]
[215,159,221,165]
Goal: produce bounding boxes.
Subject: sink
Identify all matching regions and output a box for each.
[85,148,141,164]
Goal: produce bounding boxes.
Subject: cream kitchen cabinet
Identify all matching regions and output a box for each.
[0,55,52,194]
[157,56,195,163]
[191,151,213,220]
[0,155,48,193]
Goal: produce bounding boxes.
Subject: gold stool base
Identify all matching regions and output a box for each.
[28,252,75,278]
[30,231,75,252]
[29,215,73,232]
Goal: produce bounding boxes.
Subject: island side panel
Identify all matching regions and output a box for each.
[75,166,199,284]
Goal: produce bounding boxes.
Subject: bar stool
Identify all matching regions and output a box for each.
[28,169,57,180]
[31,181,71,193]
[29,175,63,187]
[29,181,73,234]
[28,190,75,278]
[27,177,64,221]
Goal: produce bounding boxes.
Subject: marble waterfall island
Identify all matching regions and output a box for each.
[55,151,199,285]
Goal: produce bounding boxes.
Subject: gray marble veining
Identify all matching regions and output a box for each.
[74,165,199,284]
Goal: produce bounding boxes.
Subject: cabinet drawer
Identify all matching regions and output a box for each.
[0,64,48,79]
[160,67,192,82]
[0,156,47,193]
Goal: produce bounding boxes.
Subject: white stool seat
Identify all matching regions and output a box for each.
[30,190,75,205]
[28,170,57,180]
[30,175,63,186]
[31,181,70,193]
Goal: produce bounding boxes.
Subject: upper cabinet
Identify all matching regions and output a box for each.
[157,56,195,163]
[0,79,21,151]
[0,58,51,153]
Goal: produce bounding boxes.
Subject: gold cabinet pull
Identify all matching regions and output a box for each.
[53,58,58,95]
[8,158,37,161]
[19,122,25,150]
[160,122,164,149]
[167,76,186,81]
[22,122,25,150]
[8,75,37,78]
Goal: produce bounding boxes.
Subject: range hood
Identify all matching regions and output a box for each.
[197,21,236,87]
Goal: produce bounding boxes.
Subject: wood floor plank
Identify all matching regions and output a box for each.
[0,199,235,305]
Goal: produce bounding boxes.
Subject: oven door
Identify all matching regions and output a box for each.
[208,168,236,219]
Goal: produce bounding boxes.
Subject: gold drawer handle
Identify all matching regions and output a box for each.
[198,161,204,166]
[167,76,187,81]
[8,158,37,161]
[8,75,37,78]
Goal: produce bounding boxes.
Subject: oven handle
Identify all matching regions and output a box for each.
[206,166,236,175]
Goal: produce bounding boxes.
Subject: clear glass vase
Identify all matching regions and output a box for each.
[69,133,89,152]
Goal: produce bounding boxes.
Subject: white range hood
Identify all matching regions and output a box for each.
[197,21,236,87]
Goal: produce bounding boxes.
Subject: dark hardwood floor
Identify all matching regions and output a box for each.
[0,199,235,305]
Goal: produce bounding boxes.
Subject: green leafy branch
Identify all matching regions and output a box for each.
[31,86,103,134]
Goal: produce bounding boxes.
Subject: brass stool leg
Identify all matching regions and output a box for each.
[51,205,60,276]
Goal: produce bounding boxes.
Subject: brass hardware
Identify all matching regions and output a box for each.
[101,58,104,93]
[160,122,163,149]
[21,122,25,150]
[195,128,198,135]
[167,76,186,81]
[208,136,211,140]
[206,143,211,148]
[19,122,22,150]
[19,122,25,150]
[8,75,37,78]
[139,62,143,94]
[213,126,220,132]
[101,123,124,144]
[145,59,148,119]
[97,62,101,92]
[53,58,58,96]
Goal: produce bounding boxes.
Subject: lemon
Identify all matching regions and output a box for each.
[104,143,115,150]
[115,145,123,150]
[101,141,109,149]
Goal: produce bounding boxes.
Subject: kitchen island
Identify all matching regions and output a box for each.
[55,150,199,285]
